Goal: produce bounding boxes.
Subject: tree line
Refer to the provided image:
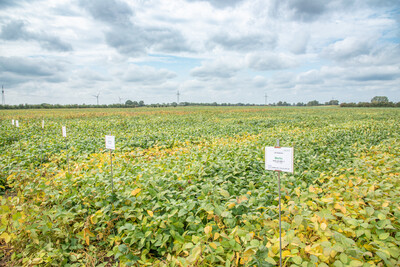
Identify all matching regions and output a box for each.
[340,96,400,107]
[0,96,398,109]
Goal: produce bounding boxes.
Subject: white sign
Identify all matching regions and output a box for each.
[12,119,14,125]
[105,135,115,150]
[42,120,44,129]
[265,146,294,173]
[62,126,67,137]
[15,120,19,128]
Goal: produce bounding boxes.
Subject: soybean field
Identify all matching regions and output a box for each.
[0,107,399,266]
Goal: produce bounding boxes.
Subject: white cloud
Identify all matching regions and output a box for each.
[246,52,298,71]
[322,37,375,61]
[120,65,177,85]
[190,57,244,80]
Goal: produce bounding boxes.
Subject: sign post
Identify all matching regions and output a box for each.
[105,135,115,194]
[265,140,294,267]
[40,119,44,176]
[62,126,70,174]
[16,120,21,150]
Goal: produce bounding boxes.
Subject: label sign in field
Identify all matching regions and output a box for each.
[62,126,67,137]
[105,135,115,150]
[265,146,294,173]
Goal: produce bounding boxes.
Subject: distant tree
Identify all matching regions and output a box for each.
[325,100,339,105]
[371,96,389,103]
[296,102,305,106]
[277,101,291,106]
[307,100,320,106]
[138,100,144,106]
[125,100,133,106]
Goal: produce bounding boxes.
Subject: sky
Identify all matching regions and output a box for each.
[0,0,399,105]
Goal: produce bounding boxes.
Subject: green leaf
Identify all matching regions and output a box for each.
[379,232,390,240]
[249,239,260,247]
[349,260,363,267]
[294,215,303,226]
[333,260,344,267]
[376,251,388,261]
[292,256,302,264]
[365,207,374,217]
[118,244,128,253]
[265,257,276,265]
[187,245,202,264]
[339,253,348,264]
[219,189,230,198]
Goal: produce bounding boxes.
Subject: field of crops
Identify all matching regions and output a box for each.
[0,107,399,266]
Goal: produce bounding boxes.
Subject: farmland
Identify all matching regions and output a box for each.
[0,107,399,266]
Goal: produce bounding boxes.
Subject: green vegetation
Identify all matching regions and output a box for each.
[0,107,399,266]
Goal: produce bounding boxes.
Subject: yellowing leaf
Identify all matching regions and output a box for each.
[243,248,255,261]
[131,188,141,196]
[369,185,375,192]
[147,210,154,217]
[90,215,98,225]
[0,232,11,243]
[204,225,212,235]
[282,250,291,258]
[235,236,240,244]
[32,258,43,265]
[228,202,236,209]
[214,232,220,240]
[294,187,300,196]
[377,213,386,220]
[83,228,93,246]
[209,242,217,249]
[320,222,327,231]
[238,195,248,203]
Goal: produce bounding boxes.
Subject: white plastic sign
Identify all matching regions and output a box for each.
[105,135,115,150]
[12,119,14,125]
[62,126,67,137]
[265,147,294,173]
[15,120,19,128]
[42,120,44,129]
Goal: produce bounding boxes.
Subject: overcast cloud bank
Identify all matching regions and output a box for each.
[0,0,399,105]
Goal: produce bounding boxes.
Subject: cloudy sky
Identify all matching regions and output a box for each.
[0,0,399,105]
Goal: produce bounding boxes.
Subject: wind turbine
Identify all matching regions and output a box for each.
[1,85,4,105]
[93,92,100,105]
